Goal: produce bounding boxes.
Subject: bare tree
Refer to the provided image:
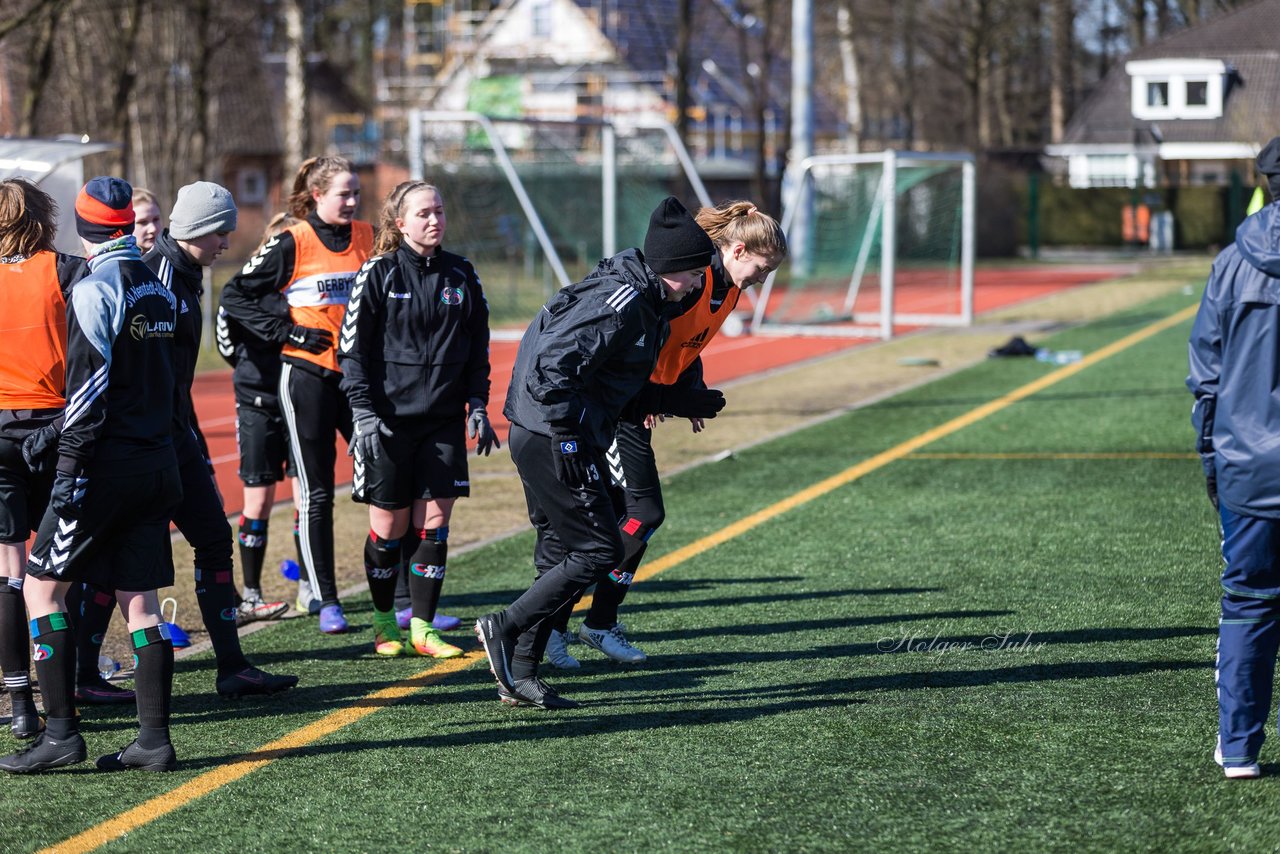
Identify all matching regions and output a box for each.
[1049,0,1075,144]
[18,0,63,137]
[284,0,308,176]
[835,0,863,152]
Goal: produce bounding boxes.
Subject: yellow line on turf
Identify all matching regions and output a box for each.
[907,452,1196,460]
[48,301,1198,854]
[40,652,482,854]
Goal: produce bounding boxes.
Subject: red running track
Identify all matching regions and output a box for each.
[195,264,1129,517]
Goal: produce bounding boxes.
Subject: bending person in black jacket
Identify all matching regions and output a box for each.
[144,182,297,699]
[339,181,496,660]
[475,196,714,709]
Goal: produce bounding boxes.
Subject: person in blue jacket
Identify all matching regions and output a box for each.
[1187,136,1280,780]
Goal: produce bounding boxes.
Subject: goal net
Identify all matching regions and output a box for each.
[751,151,975,339]
[407,111,711,330]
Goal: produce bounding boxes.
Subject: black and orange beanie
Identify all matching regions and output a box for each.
[75,176,135,244]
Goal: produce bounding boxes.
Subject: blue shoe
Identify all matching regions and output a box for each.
[319,604,348,634]
[397,607,460,632]
[433,613,461,631]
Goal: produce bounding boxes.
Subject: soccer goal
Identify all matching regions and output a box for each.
[406,110,712,331]
[750,151,976,339]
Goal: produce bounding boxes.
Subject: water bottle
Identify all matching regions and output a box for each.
[1035,348,1083,365]
[98,654,121,681]
[280,558,300,581]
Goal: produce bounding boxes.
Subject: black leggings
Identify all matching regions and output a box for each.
[278,363,352,607]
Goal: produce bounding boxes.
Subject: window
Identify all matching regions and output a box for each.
[1185,79,1208,107]
[531,0,551,38]
[1147,81,1169,108]
[1126,59,1225,120]
[237,168,267,205]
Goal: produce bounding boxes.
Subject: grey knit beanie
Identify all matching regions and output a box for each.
[169,181,237,240]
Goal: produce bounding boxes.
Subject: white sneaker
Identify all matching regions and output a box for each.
[237,588,289,625]
[1214,742,1262,779]
[295,578,319,615]
[544,629,580,669]
[578,622,647,664]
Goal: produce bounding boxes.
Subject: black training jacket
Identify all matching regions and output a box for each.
[144,231,207,435]
[215,288,292,410]
[338,244,491,423]
[58,238,176,477]
[503,248,675,450]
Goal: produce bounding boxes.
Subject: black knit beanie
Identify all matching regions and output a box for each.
[1258,136,1280,199]
[643,196,714,274]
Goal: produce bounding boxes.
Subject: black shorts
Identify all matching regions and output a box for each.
[0,437,53,544]
[26,465,183,591]
[236,402,296,486]
[352,418,470,509]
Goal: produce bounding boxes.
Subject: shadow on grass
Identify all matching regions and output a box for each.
[163,657,1210,773]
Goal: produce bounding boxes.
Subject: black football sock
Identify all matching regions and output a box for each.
[393,559,412,613]
[237,516,269,590]
[0,577,31,703]
[364,532,402,612]
[195,567,249,676]
[74,584,116,686]
[585,524,649,629]
[407,527,448,621]
[131,624,173,745]
[30,612,75,721]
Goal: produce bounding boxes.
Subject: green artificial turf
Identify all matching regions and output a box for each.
[9,283,1273,853]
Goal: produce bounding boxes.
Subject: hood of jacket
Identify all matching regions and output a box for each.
[1236,203,1280,277]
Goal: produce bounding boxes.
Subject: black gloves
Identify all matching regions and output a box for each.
[287,324,333,354]
[51,470,88,520]
[673,387,726,419]
[467,399,501,456]
[348,411,393,461]
[553,436,599,490]
[1206,471,1219,510]
[21,424,59,474]
[635,383,726,419]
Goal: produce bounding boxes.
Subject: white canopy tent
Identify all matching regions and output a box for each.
[0,137,119,255]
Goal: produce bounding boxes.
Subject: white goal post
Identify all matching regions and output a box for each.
[751,150,976,339]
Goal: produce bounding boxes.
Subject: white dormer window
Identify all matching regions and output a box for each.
[1126,59,1226,120]
[531,0,552,38]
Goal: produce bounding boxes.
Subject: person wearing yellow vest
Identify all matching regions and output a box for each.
[1247,186,1267,218]
[220,156,373,635]
[550,200,787,667]
[0,179,86,741]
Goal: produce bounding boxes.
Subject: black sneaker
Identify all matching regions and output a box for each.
[474,612,517,693]
[0,730,87,773]
[75,677,136,705]
[9,693,43,739]
[507,677,580,710]
[96,739,177,772]
[216,666,299,699]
